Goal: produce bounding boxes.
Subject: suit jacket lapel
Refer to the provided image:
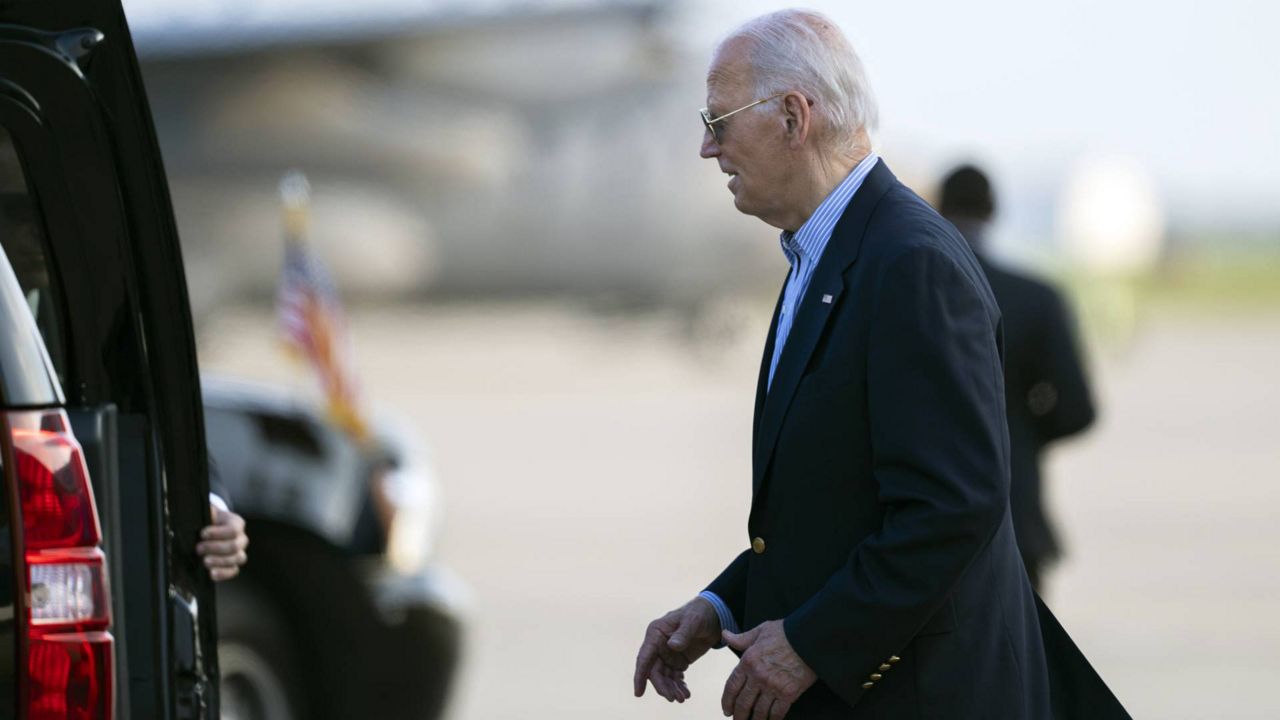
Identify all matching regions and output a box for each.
[751,159,898,495]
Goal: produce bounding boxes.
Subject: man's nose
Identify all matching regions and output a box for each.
[700,130,720,159]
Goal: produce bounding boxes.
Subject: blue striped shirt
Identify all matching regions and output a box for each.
[768,153,879,388]
[701,154,879,641]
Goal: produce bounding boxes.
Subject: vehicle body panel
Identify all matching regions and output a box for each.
[0,1,220,716]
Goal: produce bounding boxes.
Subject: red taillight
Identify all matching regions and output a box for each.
[27,633,114,720]
[11,413,101,550]
[7,410,114,720]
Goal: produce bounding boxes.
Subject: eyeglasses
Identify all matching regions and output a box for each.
[700,93,785,143]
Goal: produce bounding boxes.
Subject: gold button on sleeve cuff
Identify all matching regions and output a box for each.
[878,664,891,671]
[861,681,874,689]
[869,673,882,681]
[888,655,901,664]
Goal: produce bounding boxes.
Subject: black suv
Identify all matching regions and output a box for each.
[0,2,220,717]
[1,3,461,718]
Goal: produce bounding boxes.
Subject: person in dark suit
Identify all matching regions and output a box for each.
[938,165,1096,591]
[633,10,1061,718]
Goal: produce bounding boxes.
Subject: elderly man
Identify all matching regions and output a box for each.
[634,10,1058,718]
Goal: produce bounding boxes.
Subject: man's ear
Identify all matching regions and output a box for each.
[783,92,813,148]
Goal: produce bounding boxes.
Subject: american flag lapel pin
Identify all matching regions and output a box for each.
[822,294,833,304]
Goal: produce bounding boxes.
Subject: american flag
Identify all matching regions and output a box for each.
[275,172,369,442]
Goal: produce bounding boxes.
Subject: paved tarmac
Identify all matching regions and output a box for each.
[200,300,1280,720]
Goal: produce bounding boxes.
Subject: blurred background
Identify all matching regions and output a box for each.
[123,0,1279,718]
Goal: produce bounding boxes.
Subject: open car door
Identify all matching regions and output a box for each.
[0,2,219,717]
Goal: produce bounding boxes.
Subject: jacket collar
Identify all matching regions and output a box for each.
[751,158,898,495]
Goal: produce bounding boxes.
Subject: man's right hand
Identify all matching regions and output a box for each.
[634,596,723,702]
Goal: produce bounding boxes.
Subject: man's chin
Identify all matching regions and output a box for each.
[731,195,782,226]
[733,198,768,223]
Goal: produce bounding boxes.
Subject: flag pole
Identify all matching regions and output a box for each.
[275,170,371,445]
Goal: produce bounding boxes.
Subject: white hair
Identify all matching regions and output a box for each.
[724,9,879,154]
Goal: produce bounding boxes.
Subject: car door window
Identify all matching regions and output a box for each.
[0,124,68,383]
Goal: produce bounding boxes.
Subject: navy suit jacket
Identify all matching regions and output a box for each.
[707,160,1052,718]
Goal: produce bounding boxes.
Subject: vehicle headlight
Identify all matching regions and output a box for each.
[380,462,441,575]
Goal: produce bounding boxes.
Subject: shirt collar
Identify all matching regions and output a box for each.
[779,153,879,265]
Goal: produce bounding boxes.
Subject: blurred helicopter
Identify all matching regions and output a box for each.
[124,0,778,317]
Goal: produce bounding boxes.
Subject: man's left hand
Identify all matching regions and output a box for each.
[721,620,817,720]
[196,506,249,582]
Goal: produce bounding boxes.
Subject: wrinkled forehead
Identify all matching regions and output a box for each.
[706,36,754,105]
